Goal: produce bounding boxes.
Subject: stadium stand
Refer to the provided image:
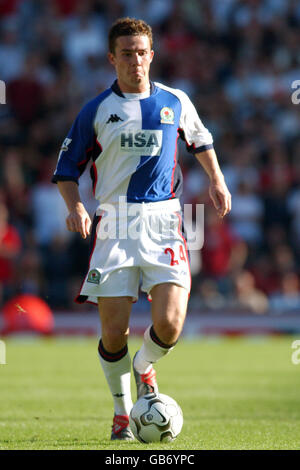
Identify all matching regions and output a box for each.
[0,0,300,316]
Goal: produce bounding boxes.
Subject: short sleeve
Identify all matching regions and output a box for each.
[52,102,97,184]
[178,90,213,154]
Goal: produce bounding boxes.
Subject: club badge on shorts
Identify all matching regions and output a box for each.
[160,107,174,125]
[87,269,101,284]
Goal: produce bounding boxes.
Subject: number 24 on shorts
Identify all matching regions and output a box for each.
[164,246,187,266]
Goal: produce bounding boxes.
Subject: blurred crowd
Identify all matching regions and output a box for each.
[0,0,300,314]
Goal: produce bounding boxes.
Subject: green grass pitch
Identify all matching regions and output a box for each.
[0,335,300,450]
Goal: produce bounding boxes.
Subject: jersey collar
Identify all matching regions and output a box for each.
[111,79,156,98]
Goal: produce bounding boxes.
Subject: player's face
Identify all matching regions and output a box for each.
[108,35,154,93]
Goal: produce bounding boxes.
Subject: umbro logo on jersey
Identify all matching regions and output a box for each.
[106,114,124,123]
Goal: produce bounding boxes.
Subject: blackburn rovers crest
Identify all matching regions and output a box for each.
[160,107,174,124]
[87,269,101,284]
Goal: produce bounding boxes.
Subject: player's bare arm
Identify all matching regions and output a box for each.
[195,148,231,218]
[57,181,91,239]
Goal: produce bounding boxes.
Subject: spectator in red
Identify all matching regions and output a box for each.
[250,254,281,296]
[53,0,79,16]
[161,11,196,55]
[0,0,20,16]
[201,205,239,279]
[260,148,293,193]
[0,201,22,301]
[7,57,45,124]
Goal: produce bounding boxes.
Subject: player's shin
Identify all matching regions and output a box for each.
[98,339,133,416]
[133,325,176,374]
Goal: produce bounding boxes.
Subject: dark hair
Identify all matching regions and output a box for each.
[108,17,153,53]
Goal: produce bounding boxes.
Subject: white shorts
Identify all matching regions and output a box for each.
[75,198,191,305]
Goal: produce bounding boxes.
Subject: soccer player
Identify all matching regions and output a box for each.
[52,18,231,441]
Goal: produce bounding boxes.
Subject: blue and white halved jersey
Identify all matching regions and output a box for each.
[52,80,213,205]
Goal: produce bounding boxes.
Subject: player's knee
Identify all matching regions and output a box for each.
[102,326,129,350]
[154,317,183,345]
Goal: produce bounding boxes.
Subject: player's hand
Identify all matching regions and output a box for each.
[66,203,91,239]
[209,176,231,218]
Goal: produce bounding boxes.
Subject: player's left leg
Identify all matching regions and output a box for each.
[150,283,189,345]
[133,283,188,398]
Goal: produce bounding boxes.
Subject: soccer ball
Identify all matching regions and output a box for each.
[129,393,183,443]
